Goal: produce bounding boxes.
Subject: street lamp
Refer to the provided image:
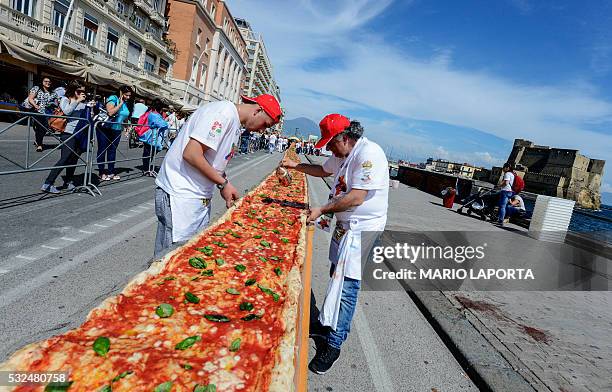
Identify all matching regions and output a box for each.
[57,0,76,59]
[183,49,208,102]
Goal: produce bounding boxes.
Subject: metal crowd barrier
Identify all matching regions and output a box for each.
[0,110,179,198]
[0,108,96,196]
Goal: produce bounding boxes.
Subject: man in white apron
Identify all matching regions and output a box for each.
[282,114,389,374]
[153,94,282,258]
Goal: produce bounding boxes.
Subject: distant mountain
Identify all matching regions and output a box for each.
[602,192,612,206]
[283,117,319,139]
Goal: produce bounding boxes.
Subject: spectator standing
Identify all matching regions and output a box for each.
[23,77,59,152]
[141,99,169,175]
[41,80,91,193]
[268,132,277,154]
[495,162,515,226]
[96,85,132,181]
[131,98,148,124]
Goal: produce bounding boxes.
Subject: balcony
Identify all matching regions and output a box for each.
[143,32,172,58]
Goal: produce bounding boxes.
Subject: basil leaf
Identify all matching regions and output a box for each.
[163,276,176,281]
[226,288,240,295]
[253,235,262,239]
[190,276,200,281]
[274,267,282,276]
[201,269,214,277]
[281,238,289,244]
[239,302,254,311]
[185,292,200,304]
[235,264,246,272]
[257,218,265,223]
[260,240,270,248]
[93,336,110,357]
[155,303,174,318]
[196,246,213,256]
[194,384,217,392]
[204,314,230,322]
[111,370,133,383]
[270,256,280,261]
[258,193,267,198]
[214,231,225,236]
[175,335,201,350]
[182,364,192,370]
[241,313,262,321]
[212,241,228,248]
[272,229,280,234]
[153,381,173,392]
[215,258,225,266]
[44,382,73,392]
[258,256,267,262]
[272,293,280,302]
[233,221,244,227]
[99,386,111,392]
[231,232,242,238]
[245,278,256,286]
[229,338,241,352]
[258,284,280,302]
[189,257,207,269]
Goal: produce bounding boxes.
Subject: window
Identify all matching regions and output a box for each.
[196,28,202,47]
[106,28,119,56]
[205,38,210,52]
[52,0,69,28]
[147,24,159,38]
[210,3,215,17]
[190,57,198,83]
[11,0,36,17]
[133,14,143,29]
[116,1,125,15]
[83,13,98,46]
[144,52,156,72]
[152,0,161,12]
[198,64,207,89]
[127,40,142,65]
[159,59,169,78]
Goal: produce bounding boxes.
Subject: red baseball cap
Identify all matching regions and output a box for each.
[315,113,350,149]
[241,94,282,124]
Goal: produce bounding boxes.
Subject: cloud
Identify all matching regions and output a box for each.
[229,0,612,172]
[602,183,612,193]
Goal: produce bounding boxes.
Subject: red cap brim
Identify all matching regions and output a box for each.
[315,136,332,149]
[241,95,257,104]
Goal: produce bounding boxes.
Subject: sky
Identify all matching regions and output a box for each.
[227,0,612,192]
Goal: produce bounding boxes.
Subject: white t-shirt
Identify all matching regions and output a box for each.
[511,195,526,211]
[322,139,389,223]
[501,171,514,192]
[156,101,241,199]
[269,134,277,144]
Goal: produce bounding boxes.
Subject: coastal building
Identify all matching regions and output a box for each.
[234,17,282,133]
[494,139,606,209]
[166,0,247,107]
[0,0,176,101]
[425,158,482,179]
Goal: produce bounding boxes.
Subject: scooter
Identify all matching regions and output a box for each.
[457,188,499,221]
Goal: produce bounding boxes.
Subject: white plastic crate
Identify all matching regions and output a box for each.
[529,195,575,243]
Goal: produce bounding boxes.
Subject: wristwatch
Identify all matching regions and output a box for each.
[216,178,229,190]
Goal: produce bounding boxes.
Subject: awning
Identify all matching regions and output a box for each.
[0,38,87,77]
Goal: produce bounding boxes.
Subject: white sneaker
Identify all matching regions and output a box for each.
[41,184,60,194]
[65,182,76,191]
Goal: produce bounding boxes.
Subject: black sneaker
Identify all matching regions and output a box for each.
[308,343,341,375]
[309,322,328,339]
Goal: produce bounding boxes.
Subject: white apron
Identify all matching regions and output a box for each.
[170,195,212,242]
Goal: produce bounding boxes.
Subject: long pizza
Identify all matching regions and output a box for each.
[0,159,308,391]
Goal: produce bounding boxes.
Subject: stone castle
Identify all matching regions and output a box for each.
[493,139,605,209]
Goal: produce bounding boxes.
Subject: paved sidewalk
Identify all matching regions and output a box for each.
[382,180,612,392]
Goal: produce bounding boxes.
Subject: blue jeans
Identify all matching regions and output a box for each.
[326,264,361,349]
[505,205,524,219]
[497,190,514,222]
[96,125,122,175]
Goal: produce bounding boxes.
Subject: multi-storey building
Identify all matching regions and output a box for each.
[234,17,282,132]
[0,0,176,100]
[166,0,246,107]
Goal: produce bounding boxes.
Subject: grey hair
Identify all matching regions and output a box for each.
[341,120,364,140]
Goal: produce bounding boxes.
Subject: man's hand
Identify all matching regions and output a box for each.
[220,181,239,208]
[281,157,299,169]
[307,206,323,223]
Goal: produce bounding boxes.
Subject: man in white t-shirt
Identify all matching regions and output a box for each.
[495,162,515,226]
[281,114,389,374]
[153,94,282,257]
[504,194,526,221]
[268,132,277,154]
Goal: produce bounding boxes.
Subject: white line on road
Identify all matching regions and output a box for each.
[118,213,132,218]
[15,255,36,261]
[41,245,60,250]
[0,217,158,309]
[106,218,120,223]
[79,230,94,234]
[353,304,395,392]
[60,237,78,242]
[94,224,109,228]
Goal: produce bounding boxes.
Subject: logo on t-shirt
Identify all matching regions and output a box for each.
[209,121,223,138]
[334,175,347,196]
[225,143,238,161]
